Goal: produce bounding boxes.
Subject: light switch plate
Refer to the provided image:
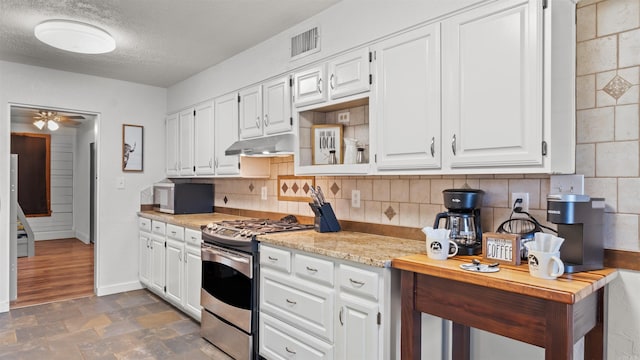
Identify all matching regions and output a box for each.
[261,186,267,201]
[550,174,584,195]
[351,190,360,208]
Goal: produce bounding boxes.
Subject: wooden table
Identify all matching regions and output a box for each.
[392,254,618,360]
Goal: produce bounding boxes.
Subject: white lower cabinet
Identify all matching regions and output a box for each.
[259,243,396,360]
[138,217,201,321]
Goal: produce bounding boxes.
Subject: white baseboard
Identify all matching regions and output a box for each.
[0,301,8,313]
[35,230,75,241]
[96,281,143,297]
[75,230,90,244]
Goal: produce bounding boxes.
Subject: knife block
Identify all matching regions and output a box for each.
[308,203,341,232]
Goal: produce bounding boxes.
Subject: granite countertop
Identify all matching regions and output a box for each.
[257,230,426,268]
[138,211,427,268]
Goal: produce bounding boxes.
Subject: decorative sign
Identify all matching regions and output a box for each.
[311,124,343,165]
[122,124,143,172]
[482,232,521,265]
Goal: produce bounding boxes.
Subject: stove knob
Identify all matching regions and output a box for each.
[206,223,216,230]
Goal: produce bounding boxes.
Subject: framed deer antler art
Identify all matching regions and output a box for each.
[122,124,143,172]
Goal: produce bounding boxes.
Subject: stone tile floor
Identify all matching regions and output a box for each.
[0,290,233,359]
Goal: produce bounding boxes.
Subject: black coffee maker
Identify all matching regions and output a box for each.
[434,189,484,255]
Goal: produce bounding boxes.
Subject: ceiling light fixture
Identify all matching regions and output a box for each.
[33,111,61,131]
[34,19,116,54]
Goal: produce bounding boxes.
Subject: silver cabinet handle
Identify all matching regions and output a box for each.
[306,266,318,273]
[430,137,435,158]
[349,278,365,287]
[178,251,182,262]
[330,74,335,89]
[214,158,219,169]
[339,306,344,325]
[146,238,150,249]
[255,116,261,129]
[451,134,457,156]
[171,231,176,235]
[209,158,212,168]
[268,256,278,261]
[317,78,323,94]
[285,347,296,354]
[264,114,269,127]
[286,298,297,305]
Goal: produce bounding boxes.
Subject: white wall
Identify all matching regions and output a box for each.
[74,120,96,243]
[0,60,167,311]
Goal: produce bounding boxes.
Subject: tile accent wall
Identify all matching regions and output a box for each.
[208,0,640,253]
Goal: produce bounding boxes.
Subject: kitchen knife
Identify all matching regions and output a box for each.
[309,187,321,206]
[316,186,326,205]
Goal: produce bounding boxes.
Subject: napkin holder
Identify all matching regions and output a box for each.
[308,202,341,232]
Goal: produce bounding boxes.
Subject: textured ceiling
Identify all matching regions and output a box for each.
[0,0,340,87]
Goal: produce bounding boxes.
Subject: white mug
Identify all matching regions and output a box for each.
[528,250,564,279]
[427,237,458,260]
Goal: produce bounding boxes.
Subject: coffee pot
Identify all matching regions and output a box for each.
[433,188,484,255]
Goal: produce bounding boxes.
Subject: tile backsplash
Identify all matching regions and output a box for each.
[204,0,640,253]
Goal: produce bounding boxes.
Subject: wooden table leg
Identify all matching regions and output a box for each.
[545,301,573,360]
[401,271,421,360]
[584,288,605,360]
[452,322,470,360]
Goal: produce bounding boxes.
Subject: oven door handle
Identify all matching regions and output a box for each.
[202,245,253,279]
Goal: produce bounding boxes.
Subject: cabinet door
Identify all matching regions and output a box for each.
[336,292,379,360]
[165,238,184,306]
[442,0,543,168]
[139,232,151,286]
[214,92,240,175]
[184,245,202,321]
[373,24,441,170]
[149,235,165,295]
[178,109,195,175]
[239,85,263,139]
[293,64,327,107]
[165,113,179,176]
[194,101,215,175]
[328,49,371,100]
[263,76,293,135]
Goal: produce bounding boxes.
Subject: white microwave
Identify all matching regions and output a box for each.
[153,182,214,214]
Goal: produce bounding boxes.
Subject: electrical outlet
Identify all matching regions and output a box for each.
[351,190,361,208]
[337,111,350,123]
[550,174,584,195]
[261,186,267,200]
[511,192,530,212]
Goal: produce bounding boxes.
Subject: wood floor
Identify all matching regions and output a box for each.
[11,238,94,309]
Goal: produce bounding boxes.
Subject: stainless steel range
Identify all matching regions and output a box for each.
[200,217,313,360]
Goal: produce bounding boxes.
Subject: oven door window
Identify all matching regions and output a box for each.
[202,260,251,310]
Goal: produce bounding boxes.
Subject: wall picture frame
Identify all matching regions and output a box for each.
[312,124,343,165]
[482,232,521,265]
[122,124,143,172]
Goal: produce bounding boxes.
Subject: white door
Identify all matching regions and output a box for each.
[293,64,327,107]
[139,233,151,286]
[194,101,215,175]
[328,48,371,100]
[165,239,184,306]
[165,113,179,176]
[373,24,441,170]
[239,85,263,139]
[178,108,195,175]
[214,92,240,175]
[336,292,379,360]
[263,76,293,135]
[149,234,165,295]
[442,0,543,169]
[184,245,202,320]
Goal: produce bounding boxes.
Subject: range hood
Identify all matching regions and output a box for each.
[225,133,295,156]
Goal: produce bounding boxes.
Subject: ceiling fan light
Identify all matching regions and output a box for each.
[47,120,59,131]
[34,119,46,130]
[34,20,116,54]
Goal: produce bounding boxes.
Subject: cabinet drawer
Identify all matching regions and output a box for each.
[151,220,166,236]
[260,313,333,360]
[294,253,334,287]
[261,270,334,341]
[138,217,151,232]
[338,264,379,301]
[166,224,184,241]
[260,245,291,273]
[184,228,201,246]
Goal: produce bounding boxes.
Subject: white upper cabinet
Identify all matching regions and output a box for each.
[214,92,240,176]
[442,0,544,169]
[165,112,179,176]
[178,109,195,176]
[194,101,215,175]
[372,24,441,171]
[293,64,327,107]
[328,48,371,100]
[239,85,263,139]
[263,75,293,135]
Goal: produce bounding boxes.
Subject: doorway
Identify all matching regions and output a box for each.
[8,104,98,308]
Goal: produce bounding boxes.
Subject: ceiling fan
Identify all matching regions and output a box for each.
[33,110,85,131]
